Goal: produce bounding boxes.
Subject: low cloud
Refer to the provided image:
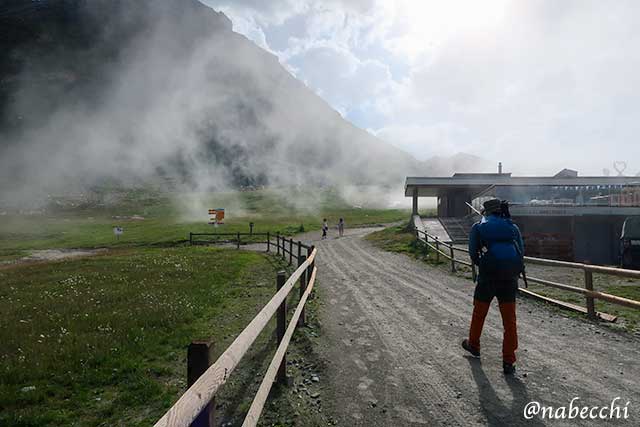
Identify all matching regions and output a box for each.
[0,0,421,211]
[206,0,640,176]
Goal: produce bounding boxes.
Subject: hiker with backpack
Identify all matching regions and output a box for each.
[322,218,329,240]
[462,198,524,374]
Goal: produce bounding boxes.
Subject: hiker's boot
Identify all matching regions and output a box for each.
[461,339,480,358]
[503,361,516,375]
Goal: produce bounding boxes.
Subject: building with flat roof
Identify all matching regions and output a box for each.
[405,169,640,264]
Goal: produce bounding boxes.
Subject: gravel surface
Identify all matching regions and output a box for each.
[22,248,108,261]
[310,227,639,426]
[0,248,109,269]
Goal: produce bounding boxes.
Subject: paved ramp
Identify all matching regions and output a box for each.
[420,217,452,243]
[412,215,425,233]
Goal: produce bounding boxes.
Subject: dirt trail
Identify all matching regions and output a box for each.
[309,227,639,426]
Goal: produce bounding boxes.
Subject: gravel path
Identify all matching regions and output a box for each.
[311,227,639,426]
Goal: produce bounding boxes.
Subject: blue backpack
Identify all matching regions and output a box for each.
[477,219,524,278]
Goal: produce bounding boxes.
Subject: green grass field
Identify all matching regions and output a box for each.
[525,281,640,331]
[0,187,408,426]
[0,247,282,426]
[0,188,408,260]
[366,225,640,332]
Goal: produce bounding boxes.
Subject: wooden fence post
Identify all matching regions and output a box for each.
[307,245,315,285]
[237,232,241,250]
[187,340,215,427]
[450,245,456,272]
[266,232,270,252]
[298,255,307,327]
[307,246,312,278]
[297,241,302,265]
[584,266,596,319]
[423,232,429,254]
[189,232,193,246]
[277,235,280,255]
[276,271,288,385]
[435,237,440,262]
[289,239,293,265]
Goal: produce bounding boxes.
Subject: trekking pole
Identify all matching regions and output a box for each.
[521,268,529,288]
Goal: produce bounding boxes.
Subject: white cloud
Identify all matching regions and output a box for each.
[223,13,271,51]
[200,0,640,175]
[283,41,393,114]
[374,123,474,160]
[201,0,309,26]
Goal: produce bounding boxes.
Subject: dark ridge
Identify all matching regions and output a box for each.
[0,0,430,199]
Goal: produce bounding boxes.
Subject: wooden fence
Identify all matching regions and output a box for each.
[189,232,270,249]
[156,236,317,427]
[415,229,640,321]
[189,233,309,266]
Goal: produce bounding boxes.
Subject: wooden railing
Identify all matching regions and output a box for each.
[156,236,317,427]
[189,232,310,265]
[415,229,640,320]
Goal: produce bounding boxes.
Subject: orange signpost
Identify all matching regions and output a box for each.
[208,209,225,226]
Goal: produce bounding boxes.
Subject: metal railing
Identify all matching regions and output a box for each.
[156,237,317,427]
[415,229,640,320]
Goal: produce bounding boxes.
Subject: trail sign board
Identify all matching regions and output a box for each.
[208,208,225,225]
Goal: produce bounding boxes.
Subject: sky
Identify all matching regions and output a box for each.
[201,0,640,176]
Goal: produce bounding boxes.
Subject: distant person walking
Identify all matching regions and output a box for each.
[462,199,524,375]
[338,218,345,237]
[322,218,329,240]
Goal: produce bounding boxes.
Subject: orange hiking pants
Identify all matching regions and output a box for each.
[468,299,518,364]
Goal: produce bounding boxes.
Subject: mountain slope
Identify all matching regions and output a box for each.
[0,0,425,200]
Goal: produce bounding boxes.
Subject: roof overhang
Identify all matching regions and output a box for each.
[405,176,640,198]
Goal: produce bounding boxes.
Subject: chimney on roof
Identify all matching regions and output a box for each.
[498,162,503,174]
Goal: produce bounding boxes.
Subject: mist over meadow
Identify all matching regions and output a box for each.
[0,0,493,214]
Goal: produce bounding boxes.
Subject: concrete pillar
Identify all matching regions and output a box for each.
[412,187,418,216]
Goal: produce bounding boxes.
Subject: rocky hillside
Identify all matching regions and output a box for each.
[0,0,489,203]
